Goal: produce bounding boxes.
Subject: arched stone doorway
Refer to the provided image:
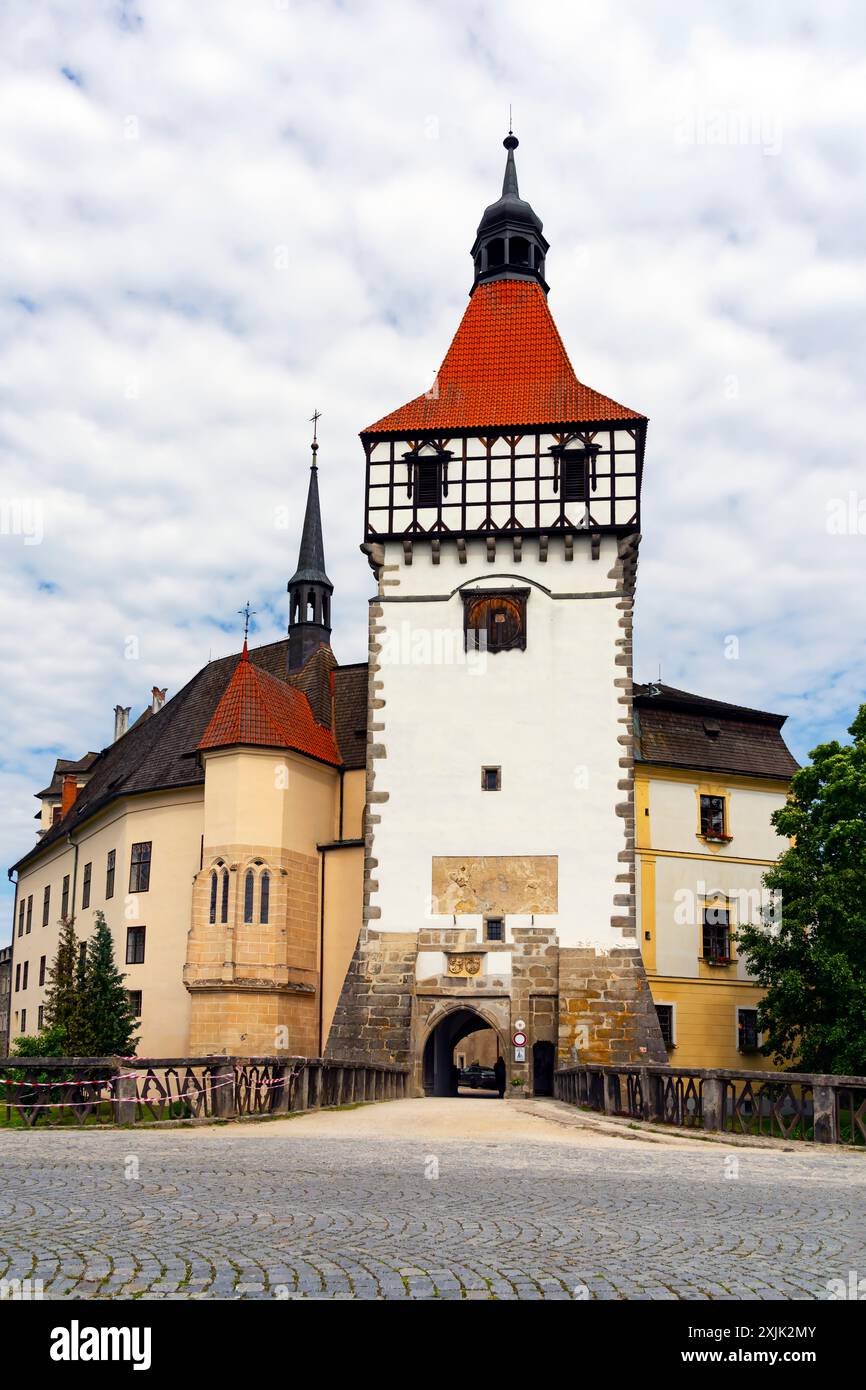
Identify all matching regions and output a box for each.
[421,1005,506,1097]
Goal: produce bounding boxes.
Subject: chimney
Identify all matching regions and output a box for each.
[113,704,131,742]
[60,773,78,819]
[151,687,167,714]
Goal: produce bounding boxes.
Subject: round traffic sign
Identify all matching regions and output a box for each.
[512,1031,527,1047]
[514,1018,526,1032]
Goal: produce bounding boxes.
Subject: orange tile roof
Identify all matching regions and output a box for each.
[364,279,644,434]
[197,644,341,764]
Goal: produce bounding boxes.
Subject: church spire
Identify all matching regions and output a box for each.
[501,131,520,196]
[287,414,333,673]
[470,131,549,296]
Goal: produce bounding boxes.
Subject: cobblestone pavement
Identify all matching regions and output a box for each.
[1,1098,864,1300]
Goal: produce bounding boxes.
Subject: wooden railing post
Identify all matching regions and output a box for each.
[271,1063,290,1114]
[293,1063,309,1113]
[210,1061,236,1119]
[603,1071,619,1116]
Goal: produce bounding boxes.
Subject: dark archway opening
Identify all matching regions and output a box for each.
[532,1040,555,1096]
[422,1009,503,1097]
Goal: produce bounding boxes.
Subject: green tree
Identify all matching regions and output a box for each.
[42,915,83,1052]
[76,910,139,1057]
[737,705,866,1075]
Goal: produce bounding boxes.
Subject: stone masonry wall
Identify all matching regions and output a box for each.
[558,946,667,1066]
[325,929,415,1066]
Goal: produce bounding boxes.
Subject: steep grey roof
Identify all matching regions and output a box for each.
[288,464,332,589]
[13,640,368,874]
[634,683,799,780]
[477,134,544,237]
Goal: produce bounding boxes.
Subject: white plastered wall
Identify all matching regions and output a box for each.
[370,533,629,949]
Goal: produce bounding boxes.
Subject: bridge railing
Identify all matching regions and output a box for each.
[554,1062,866,1146]
[0,1056,408,1128]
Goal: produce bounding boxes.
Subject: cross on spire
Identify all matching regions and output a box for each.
[238,601,256,645]
[310,408,322,460]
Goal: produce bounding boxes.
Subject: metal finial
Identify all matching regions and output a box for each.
[508,103,513,135]
[238,601,256,643]
[310,408,322,459]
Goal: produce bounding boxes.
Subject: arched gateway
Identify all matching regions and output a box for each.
[421,1004,506,1097]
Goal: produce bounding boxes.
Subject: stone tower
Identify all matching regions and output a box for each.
[327,133,666,1092]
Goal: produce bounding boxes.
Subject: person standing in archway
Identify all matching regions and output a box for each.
[494,1055,506,1100]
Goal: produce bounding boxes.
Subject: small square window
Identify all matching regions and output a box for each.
[485,918,504,942]
[481,766,501,792]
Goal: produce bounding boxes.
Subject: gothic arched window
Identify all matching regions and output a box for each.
[220,869,229,924]
[260,871,270,925]
[244,869,255,924]
[209,870,217,925]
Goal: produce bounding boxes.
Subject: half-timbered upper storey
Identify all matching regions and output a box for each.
[361,134,647,543]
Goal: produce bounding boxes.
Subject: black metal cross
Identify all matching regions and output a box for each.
[238,601,256,642]
[310,408,322,450]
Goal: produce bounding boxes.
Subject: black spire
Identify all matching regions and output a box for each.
[470,131,549,295]
[287,415,333,673]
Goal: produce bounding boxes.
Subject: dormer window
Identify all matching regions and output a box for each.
[404,446,450,512]
[416,460,441,508]
[551,444,598,506]
[563,455,587,502]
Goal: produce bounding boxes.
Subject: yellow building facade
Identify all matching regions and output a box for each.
[634,684,797,1071]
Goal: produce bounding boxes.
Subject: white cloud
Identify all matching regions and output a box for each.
[1,0,864,936]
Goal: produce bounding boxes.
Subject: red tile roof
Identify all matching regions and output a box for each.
[197,644,341,764]
[364,279,644,434]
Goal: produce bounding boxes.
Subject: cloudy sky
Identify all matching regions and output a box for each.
[1,1,864,936]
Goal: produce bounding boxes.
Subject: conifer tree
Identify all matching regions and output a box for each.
[42,915,82,1053]
[77,911,139,1057]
